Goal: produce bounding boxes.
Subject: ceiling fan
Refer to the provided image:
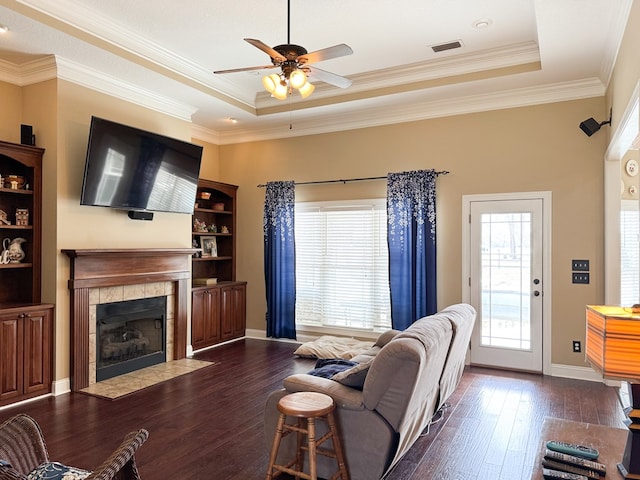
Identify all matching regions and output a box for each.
[214,0,353,100]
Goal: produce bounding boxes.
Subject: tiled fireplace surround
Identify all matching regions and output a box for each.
[63,248,194,392]
[89,281,175,385]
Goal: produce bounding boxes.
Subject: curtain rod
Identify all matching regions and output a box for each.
[257,170,449,188]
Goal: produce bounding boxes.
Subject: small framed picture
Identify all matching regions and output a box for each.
[201,236,218,257]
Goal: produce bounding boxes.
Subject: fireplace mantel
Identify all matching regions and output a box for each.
[63,248,196,391]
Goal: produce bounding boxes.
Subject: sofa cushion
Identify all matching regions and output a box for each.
[27,462,91,480]
[331,360,372,390]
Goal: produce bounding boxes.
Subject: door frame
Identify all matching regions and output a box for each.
[462,191,552,375]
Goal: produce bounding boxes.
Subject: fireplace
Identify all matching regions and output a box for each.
[96,296,167,381]
[63,248,195,392]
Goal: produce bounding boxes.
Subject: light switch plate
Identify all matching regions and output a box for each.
[572,259,589,271]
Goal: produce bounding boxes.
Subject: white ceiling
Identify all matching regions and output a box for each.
[0,0,632,144]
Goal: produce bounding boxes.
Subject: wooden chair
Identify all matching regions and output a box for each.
[0,413,148,480]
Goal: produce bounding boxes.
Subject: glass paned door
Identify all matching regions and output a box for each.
[469,199,543,372]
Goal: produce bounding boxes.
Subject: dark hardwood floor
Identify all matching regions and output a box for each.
[0,339,627,479]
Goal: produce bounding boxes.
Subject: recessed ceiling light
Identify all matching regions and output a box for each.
[228,118,238,124]
[0,25,9,33]
[473,18,492,29]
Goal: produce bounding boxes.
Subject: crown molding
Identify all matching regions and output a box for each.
[0,54,197,121]
[191,124,220,145]
[215,78,606,144]
[0,59,27,85]
[13,0,255,109]
[0,55,57,86]
[56,57,198,121]
[599,0,633,86]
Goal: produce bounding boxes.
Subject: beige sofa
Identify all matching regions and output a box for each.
[264,303,477,480]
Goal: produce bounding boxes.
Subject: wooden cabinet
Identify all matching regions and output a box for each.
[191,179,246,351]
[0,141,54,406]
[191,281,246,349]
[191,287,220,350]
[0,304,54,406]
[221,283,246,340]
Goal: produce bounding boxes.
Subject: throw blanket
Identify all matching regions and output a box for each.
[307,358,358,378]
[294,336,374,359]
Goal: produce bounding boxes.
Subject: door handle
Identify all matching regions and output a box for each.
[534,290,540,296]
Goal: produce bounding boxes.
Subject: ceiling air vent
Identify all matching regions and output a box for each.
[431,40,463,53]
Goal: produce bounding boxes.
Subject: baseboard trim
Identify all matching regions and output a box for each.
[245,329,304,343]
[550,363,610,382]
[190,336,246,355]
[0,392,53,412]
[245,328,266,339]
[53,378,71,396]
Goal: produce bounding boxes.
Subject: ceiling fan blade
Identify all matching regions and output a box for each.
[244,38,286,62]
[297,44,353,65]
[214,64,278,75]
[307,66,352,89]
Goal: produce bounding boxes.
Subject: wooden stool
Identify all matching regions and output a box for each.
[266,391,349,480]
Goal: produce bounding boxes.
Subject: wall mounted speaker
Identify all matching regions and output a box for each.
[579,109,612,137]
[128,210,154,221]
[579,118,602,137]
[20,124,34,145]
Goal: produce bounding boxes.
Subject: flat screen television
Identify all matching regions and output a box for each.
[80,116,203,216]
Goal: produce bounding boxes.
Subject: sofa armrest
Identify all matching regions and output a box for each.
[283,374,366,411]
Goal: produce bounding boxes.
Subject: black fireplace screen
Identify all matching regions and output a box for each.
[96,296,167,382]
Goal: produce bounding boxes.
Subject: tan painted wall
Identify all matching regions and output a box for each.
[192,138,220,181]
[220,98,608,368]
[0,82,23,142]
[22,80,58,309]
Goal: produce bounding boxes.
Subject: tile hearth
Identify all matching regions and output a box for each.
[80,358,216,399]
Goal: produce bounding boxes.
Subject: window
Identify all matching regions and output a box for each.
[621,199,640,305]
[295,200,391,332]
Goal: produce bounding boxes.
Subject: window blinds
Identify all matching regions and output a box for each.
[621,200,640,305]
[295,200,391,331]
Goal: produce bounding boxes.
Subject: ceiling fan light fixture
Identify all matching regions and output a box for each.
[262,73,280,93]
[289,69,307,89]
[298,81,315,98]
[272,82,289,100]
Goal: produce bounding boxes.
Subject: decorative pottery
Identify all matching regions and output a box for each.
[3,237,26,263]
[3,175,26,189]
